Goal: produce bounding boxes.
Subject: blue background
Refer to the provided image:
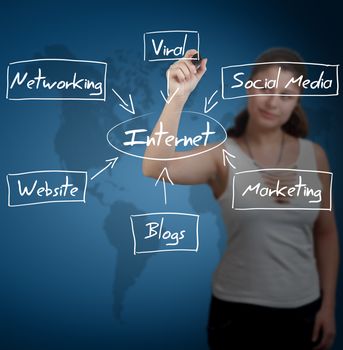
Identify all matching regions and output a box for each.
[1,1,342,349]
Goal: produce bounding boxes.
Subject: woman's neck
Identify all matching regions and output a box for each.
[244,122,285,146]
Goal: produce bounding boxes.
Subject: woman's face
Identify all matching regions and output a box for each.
[247,65,301,130]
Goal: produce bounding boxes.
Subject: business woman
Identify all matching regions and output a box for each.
[142,47,339,350]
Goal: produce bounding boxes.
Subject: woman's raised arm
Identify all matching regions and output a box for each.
[142,50,225,186]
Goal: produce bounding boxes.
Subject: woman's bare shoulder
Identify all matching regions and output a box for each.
[312,142,330,172]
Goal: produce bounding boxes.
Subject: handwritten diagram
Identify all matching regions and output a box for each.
[4,29,338,254]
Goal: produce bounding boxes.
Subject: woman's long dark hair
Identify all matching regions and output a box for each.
[227,47,308,138]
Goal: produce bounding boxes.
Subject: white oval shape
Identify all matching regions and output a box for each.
[106,111,227,161]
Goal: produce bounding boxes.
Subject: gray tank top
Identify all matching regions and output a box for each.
[213,137,321,307]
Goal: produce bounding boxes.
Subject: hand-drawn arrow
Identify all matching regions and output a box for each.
[160,70,180,104]
[222,149,237,169]
[204,90,219,113]
[111,89,135,115]
[90,157,118,181]
[155,167,174,205]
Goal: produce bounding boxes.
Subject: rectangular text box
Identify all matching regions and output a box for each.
[143,30,200,62]
[6,58,107,101]
[221,62,339,99]
[130,212,199,254]
[232,168,332,210]
[6,170,88,207]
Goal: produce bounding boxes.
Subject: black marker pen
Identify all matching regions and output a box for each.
[191,53,202,70]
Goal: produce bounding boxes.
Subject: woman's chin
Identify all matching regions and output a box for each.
[255,117,280,130]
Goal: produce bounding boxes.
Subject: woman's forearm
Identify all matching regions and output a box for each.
[315,229,340,310]
[142,49,207,178]
[142,96,187,177]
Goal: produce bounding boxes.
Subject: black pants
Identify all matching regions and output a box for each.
[207,295,322,350]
